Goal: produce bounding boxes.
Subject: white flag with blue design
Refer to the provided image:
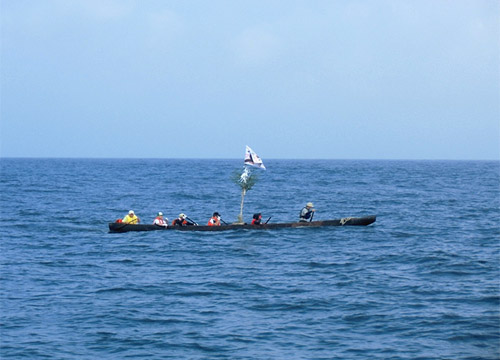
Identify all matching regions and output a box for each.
[244,145,266,170]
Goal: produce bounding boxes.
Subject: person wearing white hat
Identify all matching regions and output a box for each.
[153,212,168,227]
[171,213,195,226]
[122,210,140,224]
[299,202,316,222]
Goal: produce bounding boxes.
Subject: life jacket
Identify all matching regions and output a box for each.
[154,216,166,225]
[299,207,312,220]
[207,217,220,226]
[172,218,187,226]
[123,215,139,224]
[251,217,262,225]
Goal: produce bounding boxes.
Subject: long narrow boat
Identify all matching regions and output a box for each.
[108,215,376,233]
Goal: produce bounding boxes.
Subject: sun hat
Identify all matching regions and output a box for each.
[306,202,314,208]
[158,212,163,216]
[179,213,186,218]
[129,210,135,215]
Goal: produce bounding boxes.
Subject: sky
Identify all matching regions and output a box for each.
[1,0,499,160]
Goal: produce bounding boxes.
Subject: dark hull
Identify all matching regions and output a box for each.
[108,216,376,233]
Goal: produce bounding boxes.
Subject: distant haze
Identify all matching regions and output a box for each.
[1,0,499,160]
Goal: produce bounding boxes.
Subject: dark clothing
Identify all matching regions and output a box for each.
[299,207,314,222]
[172,218,194,226]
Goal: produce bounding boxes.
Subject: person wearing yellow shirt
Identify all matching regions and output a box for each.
[122,210,140,224]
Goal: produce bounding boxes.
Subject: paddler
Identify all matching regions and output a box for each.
[207,212,221,226]
[153,212,168,227]
[123,210,140,224]
[299,202,315,222]
[171,213,195,226]
[251,213,263,225]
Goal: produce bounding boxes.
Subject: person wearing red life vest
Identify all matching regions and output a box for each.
[153,212,168,227]
[172,213,194,226]
[251,213,262,225]
[207,212,221,226]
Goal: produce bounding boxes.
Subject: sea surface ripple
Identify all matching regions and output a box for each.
[1,159,499,359]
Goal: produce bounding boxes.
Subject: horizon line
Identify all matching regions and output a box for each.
[1,156,499,162]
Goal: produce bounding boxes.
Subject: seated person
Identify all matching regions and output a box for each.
[123,210,140,224]
[153,212,168,227]
[171,213,195,226]
[207,212,221,226]
[251,213,263,225]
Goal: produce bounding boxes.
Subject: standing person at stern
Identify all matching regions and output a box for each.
[299,202,315,222]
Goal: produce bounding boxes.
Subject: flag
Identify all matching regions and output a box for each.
[244,145,266,170]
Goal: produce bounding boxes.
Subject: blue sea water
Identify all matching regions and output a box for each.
[1,158,499,359]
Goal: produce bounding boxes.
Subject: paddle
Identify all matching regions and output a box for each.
[185,216,198,226]
[115,218,139,231]
[220,218,229,225]
[115,222,130,231]
[309,211,315,222]
[265,216,272,224]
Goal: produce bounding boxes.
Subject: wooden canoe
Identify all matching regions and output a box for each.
[108,215,376,233]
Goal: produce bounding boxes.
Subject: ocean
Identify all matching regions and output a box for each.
[1,159,499,359]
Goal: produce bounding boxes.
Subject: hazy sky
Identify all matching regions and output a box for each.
[1,0,499,160]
